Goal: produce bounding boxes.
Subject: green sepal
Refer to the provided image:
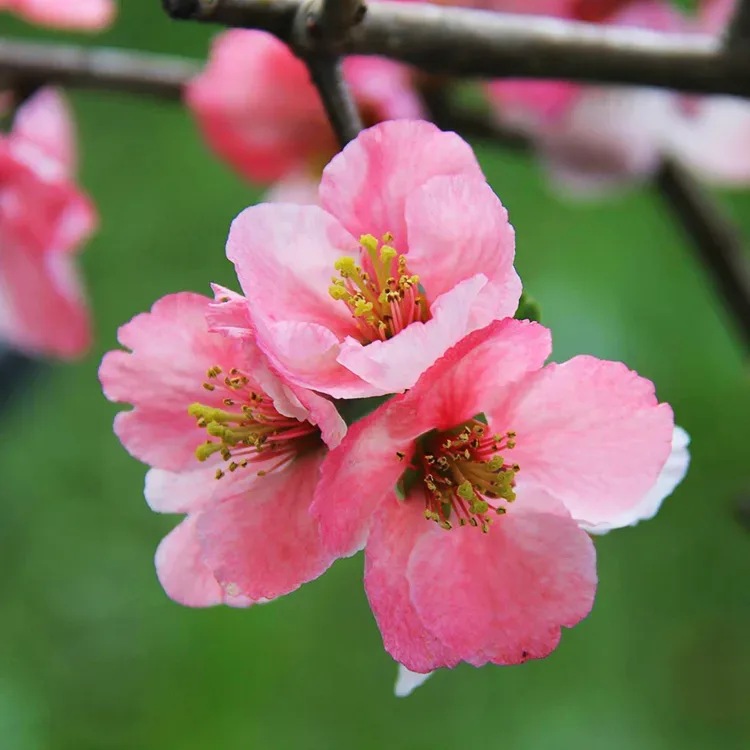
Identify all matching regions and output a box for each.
[514,292,542,324]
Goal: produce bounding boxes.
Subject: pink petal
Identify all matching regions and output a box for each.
[155,515,254,608]
[364,494,458,672]
[99,292,232,410]
[13,88,76,175]
[393,318,553,434]
[144,457,276,515]
[488,79,582,127]
[226,203,358,335]
[487,356,674,527]
[0,227,91,358]
[15,0,116,30]
[264,172,321,205]
[113,407,207,473]
[538,88,676,195]
[311,409,416,558]
[667,97,750,185]
[207,285,344,436]
[343,57,425,122]
[336,274,490,395]
[407,486,597,667]
[186,30,331,183]
[583,425,690,534]
[257,318,370,399]
[404,175,521,320]
[197,450,334,601]
[319,120,484,251]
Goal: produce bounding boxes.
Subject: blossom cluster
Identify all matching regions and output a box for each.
[100,120,690,695]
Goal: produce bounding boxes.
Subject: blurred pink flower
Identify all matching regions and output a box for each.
[488,0,684,193]
[186,30,423,191]
[0,0,115,30]
[312,319,682,673]
[99,290,346,606]
[221,120,521,399]
[0,88,96,359]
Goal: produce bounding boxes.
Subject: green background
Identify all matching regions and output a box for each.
[1,2,748,748]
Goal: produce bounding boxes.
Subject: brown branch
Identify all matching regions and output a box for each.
[159,0,750,98]
[656,162,750,349]
[0,38,197,99]
[314,0,367,42]
[727,0,750,48]
[304,56,362,146]
[298,0,366,147]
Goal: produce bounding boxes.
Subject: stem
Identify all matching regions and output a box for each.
[160,0,750,98]
[0,39,197,99]
[726,0,750,48]
[305,56,362,147]
[656,162,750,349]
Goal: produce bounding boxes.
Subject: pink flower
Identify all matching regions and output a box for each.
[312,319,681,673]
[186,30,423,188]
[0,0,116,30]
[223,120,521,399]
[488,0,750,189]
[487,1,685,193]
[0,88,96,359]
[99,290,346,606]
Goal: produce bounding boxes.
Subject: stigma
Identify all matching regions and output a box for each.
[404,420,519,533]
[328,233,430,344]
[189,365,320,480]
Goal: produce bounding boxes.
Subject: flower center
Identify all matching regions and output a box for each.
[189,365,320,480]
[399,419,519,533]
[329,233,431,344]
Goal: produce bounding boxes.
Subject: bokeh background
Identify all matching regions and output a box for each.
[1,2,749,748]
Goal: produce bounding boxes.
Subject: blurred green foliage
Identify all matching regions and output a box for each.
[1,2,749,749]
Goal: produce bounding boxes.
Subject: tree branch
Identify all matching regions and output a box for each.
[304,55,362,146]
[727,0,750,48]
[0,39,197,99]
[159,0,750,98]
[656,162,750,349]
[314,0,367,42]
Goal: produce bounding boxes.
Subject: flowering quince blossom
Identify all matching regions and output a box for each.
[311,319,688,684]
[186,30,423,200]
[98,290,346,606]
[488,0,685,193]
[222,120,521,399]
[0,88,96,359]
[0,0,116,30]
[486,0,750,190]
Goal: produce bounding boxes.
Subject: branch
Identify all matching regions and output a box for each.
[304,56,362,146]
[656,162,750,349]
[314,0,367,42]
[298,0,366,147]
[0,39,197,99]
[160,0,750,98]
[727,0,750,48]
